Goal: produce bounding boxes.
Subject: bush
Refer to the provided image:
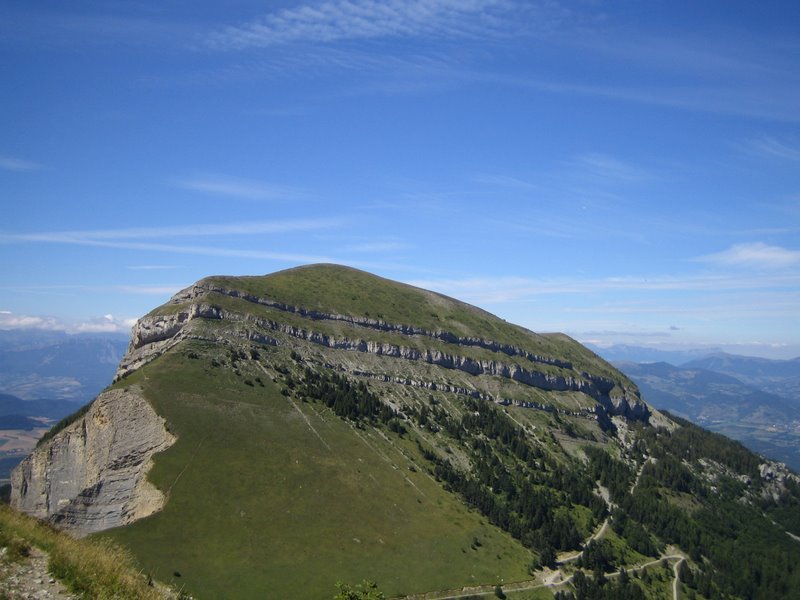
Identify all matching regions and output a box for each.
[334,580,384,600]
[0,505,165,599]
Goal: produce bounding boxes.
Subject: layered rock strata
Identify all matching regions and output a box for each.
[11,388,174,536]
[118,300,649,421]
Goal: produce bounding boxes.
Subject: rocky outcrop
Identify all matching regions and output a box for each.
[170,282,573,368]
[115,299,648,421]
[759,461,800,502]
[10,387,174,536]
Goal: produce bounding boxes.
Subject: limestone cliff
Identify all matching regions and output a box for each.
[115,287,650,422]
[10,387,174,536]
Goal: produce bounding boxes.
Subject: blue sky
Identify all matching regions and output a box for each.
[1,0,799,359]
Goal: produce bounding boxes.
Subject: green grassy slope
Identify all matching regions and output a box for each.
[105,342,534,599]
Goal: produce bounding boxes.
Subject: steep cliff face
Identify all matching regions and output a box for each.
[10,387,174,536]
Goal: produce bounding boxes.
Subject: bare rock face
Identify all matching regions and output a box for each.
[759,460,800,501]
[10,387,175,536]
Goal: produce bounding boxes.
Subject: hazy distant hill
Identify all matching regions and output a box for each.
[683,352,800,403]
[0,392,84,421]
[616,361,800,471]
[0,415,40,430]
[585,343,720,366]
[0,330,128,402]
[0,392,85,480]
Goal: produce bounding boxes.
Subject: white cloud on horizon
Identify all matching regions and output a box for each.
[695,242,800,269]
[0,311,136,334]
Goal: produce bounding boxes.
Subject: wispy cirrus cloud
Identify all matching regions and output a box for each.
[0,283,185,297]
[172,175,308,201]
[406,271,800,304]
[480,72,800,123]
[342,241,410,253]
[115,285,185,296]
[207,0,523,50]
[6,238,339,265]
[2,219,343,243]
[126,265,181,271]
[742,136,800,162]
[0,219,348,264]
[695,242,800,269]
[574,153,652,185]
[0,156,41,172]
[473,173,541,190]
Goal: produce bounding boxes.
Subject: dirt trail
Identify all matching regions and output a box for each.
[631,457,653,494]
[0,547,77,599]
[673,557,684,600]
[559,517,610,565]
[396,553,686,599]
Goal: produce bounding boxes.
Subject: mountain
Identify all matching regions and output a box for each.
[0,330,129,402]
[0,392,84,421]
[0,415,40,430]
[10,265,800,599]
[0,328,121,483]
[615,361,800,471]
[683,352,800,403]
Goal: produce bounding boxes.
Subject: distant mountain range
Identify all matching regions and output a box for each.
[0,393,86,480]
[0,331,128,482]
[613,361,800,471]
[587,345,800,471]
[0,392,85,422]
[585,343,723,365]
[683,353,800,402]
[0,330,129,403]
